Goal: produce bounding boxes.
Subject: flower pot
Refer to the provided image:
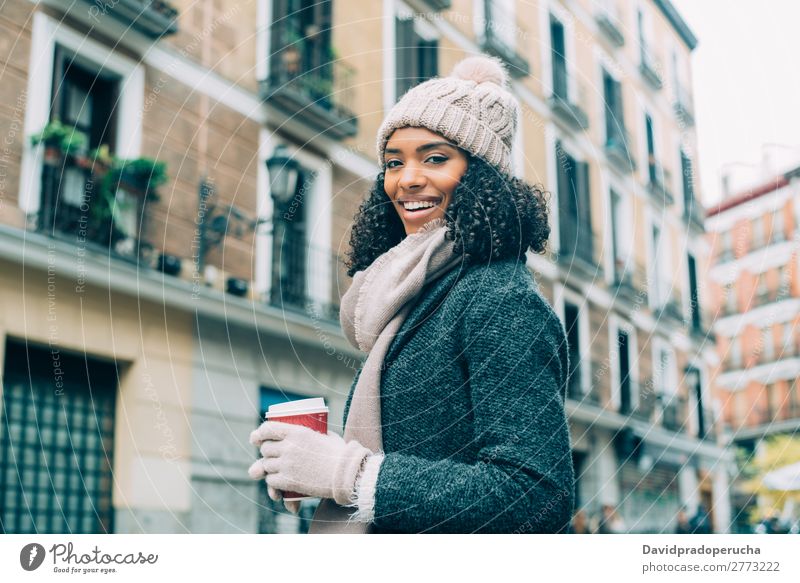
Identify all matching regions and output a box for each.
[226,277,248,297]
[157,253,182,276]
[43,146,62,166]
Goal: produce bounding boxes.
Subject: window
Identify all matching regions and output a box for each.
[550,15,567,99]
[603,69,625,145]
[39,46,131,249]
[680,149,694,208]
[395,11,438,99]
[772,208,785,242]
[651,223,669,306]
[687,254,701,330]
[564,302,584,398]
[781,322,795,357]
[730,336,742,367]
[752,215,765,247]
[645,113,657,183]
[556,142,592,263]
[654,345,676,397]
[0,340,117,533]
[618,329,632,414]
[762,326,774,362]
[611,189,626,275]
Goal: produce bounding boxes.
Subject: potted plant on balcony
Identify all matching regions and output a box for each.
[30,119,88,166]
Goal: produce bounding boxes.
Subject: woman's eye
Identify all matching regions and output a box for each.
[426,155,448,164]
[385,159,402,168]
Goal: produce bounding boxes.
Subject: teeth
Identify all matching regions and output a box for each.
[402,201,437,210]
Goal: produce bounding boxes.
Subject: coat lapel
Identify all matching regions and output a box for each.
[383,266,464,365]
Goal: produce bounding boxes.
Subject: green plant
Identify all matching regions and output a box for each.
[30,119,87,156]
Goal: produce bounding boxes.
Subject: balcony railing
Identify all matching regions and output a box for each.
[421,0,451,10]
[557,217,603,278]
[595,2,625,47]
[661,395,686,432]
[673,84,695,126]
[682,198,705,231]
[269,237,343,323]
[481,0,530,77]
[37,150,151,262]
[654,294,684,327]
[262,31,357,139]
[549,69,590,130]
[610,256,649,305]
[639,45,663,90]
[631,379,657,422]
[567,359,603,406]
[647,160,674,207]
[604,127,636,173]
[81,0,179,38]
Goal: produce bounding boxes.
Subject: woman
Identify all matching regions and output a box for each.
[248,55,574,533]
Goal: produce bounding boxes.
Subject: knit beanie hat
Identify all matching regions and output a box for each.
[376,55,520,176]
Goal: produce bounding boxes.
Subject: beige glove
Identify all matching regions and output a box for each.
[248,421,372,507]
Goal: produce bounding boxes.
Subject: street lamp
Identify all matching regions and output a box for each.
[266,144,300,205]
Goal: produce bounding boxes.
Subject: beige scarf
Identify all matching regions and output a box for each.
[308,218,462,533]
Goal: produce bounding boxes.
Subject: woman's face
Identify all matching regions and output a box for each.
[383,127,468,235]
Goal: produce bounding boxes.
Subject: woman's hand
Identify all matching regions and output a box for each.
[248,421,372,507]
[266,484,300,515]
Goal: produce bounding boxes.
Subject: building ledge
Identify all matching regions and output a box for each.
[0,225,361,358]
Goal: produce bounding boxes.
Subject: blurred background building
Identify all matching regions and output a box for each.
[0,0,735,534]
[706,149,800,532]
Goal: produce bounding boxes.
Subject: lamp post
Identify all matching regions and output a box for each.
[266,145,301,306]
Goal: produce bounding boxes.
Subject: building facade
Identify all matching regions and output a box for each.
[707,162,800,532]
[0,0,733,533]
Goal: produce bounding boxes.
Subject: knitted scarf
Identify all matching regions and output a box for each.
[308,217,462,533]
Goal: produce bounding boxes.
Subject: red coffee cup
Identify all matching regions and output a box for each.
[265,397,329,501]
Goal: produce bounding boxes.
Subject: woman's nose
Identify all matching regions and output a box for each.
[398,162,427,191]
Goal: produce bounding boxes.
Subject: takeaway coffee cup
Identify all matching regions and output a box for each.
[265,397,329,501]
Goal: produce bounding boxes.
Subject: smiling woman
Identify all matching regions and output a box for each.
[248,55,573,534]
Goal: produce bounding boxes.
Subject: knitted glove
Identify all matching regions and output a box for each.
[248,421,372,506]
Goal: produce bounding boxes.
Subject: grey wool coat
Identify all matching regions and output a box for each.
[342,256,575,533]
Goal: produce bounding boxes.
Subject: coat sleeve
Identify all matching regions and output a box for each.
[371,278,575,533]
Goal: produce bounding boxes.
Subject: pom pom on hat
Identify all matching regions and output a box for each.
[450,55,509,88]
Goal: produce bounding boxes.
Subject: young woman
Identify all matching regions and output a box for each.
[249,56,574,533]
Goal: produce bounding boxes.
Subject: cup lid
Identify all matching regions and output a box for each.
[267,397,328,416]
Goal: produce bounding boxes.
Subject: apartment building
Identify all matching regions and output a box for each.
[0,0,732,533]
[706,161,800,532]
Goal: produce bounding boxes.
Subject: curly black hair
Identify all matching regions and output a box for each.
[345,154,551,277]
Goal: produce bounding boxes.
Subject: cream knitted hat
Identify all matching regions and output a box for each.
[376,55,520,176]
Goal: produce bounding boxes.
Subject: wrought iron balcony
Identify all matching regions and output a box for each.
[595,3,625,47]
[673,85,695,126]
[481,0,530,77]
[610,257,649,305]
[549,69,590,130]
[556,218,603,278]
[639,46,663,90]
[261,32,357,139]
[604,127,636,173]
[647,161,674,207]
[661,395,686,432]
[268,236,343,323]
